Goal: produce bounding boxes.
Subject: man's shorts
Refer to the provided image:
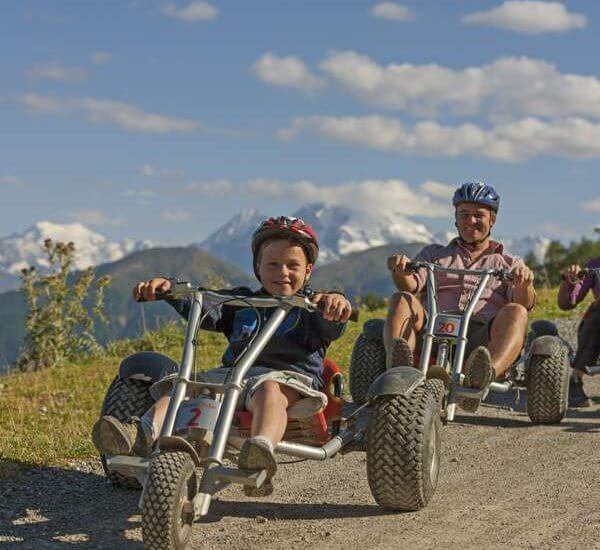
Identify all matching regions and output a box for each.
[416,316,493,359]
[150,365,328,420]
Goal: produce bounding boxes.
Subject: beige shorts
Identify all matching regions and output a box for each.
[150,366,328,420]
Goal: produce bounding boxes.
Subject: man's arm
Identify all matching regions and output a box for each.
[510,264,536,310]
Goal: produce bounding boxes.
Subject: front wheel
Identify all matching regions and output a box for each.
[142,451,198,550]
[349,321,386,404]
[366,379,444,511]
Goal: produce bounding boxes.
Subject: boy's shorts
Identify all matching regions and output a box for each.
[150,365,328,420]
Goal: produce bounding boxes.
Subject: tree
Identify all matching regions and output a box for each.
[16,239,111,372]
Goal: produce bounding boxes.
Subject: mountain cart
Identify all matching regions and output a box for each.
[349,261,571,511]
[96,283,420,550]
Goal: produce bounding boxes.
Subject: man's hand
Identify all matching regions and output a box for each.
[387,254,412,275]
[133,277,172,302]
[511,265,534,288]
[562,264,583,285]
[310,293,352,322]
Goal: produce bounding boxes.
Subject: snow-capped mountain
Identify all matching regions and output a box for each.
[434,230,550,264]
[0,221,153,288]
[198,203,432,271]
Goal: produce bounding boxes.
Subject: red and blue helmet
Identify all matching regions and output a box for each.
[452,182,500,212]
[251,216,319,276]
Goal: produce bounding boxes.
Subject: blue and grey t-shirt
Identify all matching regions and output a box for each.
[167,287,345,389]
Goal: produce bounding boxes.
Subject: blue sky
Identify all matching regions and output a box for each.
[1,0,599,245]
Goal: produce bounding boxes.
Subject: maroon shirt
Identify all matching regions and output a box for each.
[413,238,531,322]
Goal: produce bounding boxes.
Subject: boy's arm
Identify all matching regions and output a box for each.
[307,290,351,344]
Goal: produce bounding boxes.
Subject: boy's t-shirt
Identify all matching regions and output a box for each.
[167,287,345,389]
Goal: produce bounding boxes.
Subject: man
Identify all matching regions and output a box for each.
[385,182,536,411]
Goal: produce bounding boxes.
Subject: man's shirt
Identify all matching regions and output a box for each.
[412,238,530,322]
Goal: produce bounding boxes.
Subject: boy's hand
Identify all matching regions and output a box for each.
[133,277,172,302]
[310,293,352,322]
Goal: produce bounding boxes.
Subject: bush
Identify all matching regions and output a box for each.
[16,239,111,372]
[359,293,387,312]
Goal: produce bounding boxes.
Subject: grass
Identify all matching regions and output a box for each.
[0,289,589,469]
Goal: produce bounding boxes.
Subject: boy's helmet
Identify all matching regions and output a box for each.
[452,182,500,212]
[251,216,319,276]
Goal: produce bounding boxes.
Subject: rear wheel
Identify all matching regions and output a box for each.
[100,376,154,488]
[366,379,443,511]
[142,451,198,550]
[349,320,386,404]
[526,345,570,424]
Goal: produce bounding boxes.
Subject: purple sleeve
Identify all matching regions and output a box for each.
[570,260,595,305]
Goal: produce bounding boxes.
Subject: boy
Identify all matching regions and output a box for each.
[92,216,352,495]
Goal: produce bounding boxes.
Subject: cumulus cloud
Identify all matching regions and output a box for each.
[462,1,586,34]
[253,53,324,94]
[138,164,184,179]
[162,1,218,21]
[280,114,600,162]
[27,61,87,81]
[370,2,414,21]
[70,209,123,226]
[90,51,112,65]
[121,188,157,198]
[582,198,600,213]
[161,210,192,222]
[185,177,450,218]
[0,175,25,186]
[18,93,198,133]
[421,180,454,198]
[319,52,600,119]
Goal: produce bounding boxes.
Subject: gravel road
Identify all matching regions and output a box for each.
[2,318,599,550]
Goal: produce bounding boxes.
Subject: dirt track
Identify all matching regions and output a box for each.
[2,320,600,550]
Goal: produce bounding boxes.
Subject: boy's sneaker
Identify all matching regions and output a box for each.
[92,415,153,457]
[569,376,591,408]
[460,346,494,413]
[238,437,277,497]
[388,337,414,369]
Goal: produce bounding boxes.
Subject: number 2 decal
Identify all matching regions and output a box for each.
[187,407,202,427]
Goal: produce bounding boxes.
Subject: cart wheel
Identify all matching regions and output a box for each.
[100,376,154,488]
[142,451,198,550]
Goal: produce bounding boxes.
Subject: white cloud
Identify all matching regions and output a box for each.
[253,52,324,94]
[18,93,198,134]
[138,164,184,179]
[90,51,112,66]
[0,175,25,186]
[370,2,414,21]
[462,1,586,34]
[161,210,192,222]
[186,179,234,197]
[162,1,218,21]
[70,209,123,226]
[421,180,454,198]
[319,52,600,119]
[121,188,157,198]
[280,115,600,161]
[186,177,450,218]
[582,198,600,213]
[27,61,87,81]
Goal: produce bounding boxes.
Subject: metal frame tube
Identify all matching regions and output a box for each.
[418,266,439,373]
[160,292,204,438]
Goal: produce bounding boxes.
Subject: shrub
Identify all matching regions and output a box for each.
[16,239,111,372]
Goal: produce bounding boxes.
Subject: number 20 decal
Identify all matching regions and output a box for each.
[187,407,202,427]
[438,322,456,333]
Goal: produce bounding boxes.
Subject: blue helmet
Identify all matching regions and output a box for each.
[452,181,500,212]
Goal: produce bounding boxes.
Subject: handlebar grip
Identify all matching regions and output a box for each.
[135,290,173,303]
[578,269,590,278]
[349,309,359,323]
